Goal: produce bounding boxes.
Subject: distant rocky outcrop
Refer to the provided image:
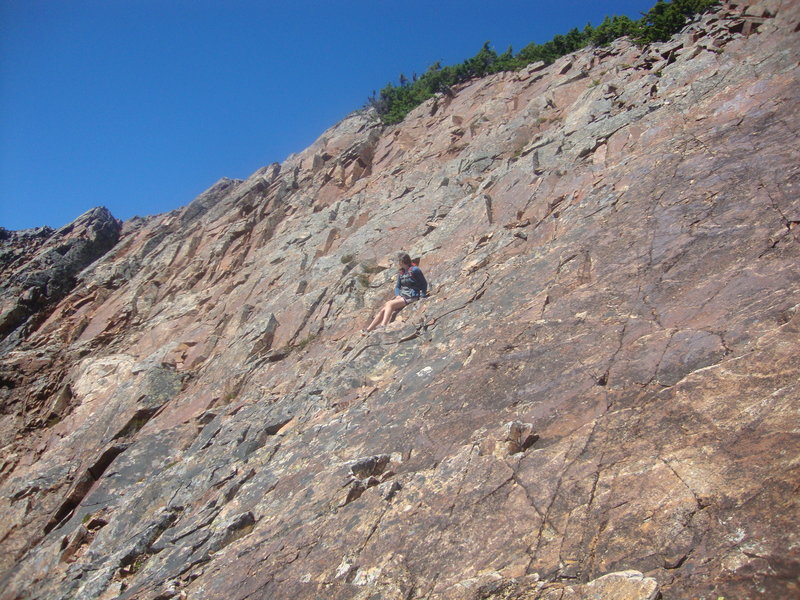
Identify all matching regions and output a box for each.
[0,207,122,351]
[0,2,798,599]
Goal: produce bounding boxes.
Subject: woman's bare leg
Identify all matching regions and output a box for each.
[366,297,407,331]
[380,297,408,326]
[366,308,385,331]
[366,300,392,331]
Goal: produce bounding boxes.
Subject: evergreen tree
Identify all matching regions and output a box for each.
[637,0,717,43]
[368,0,719,125]
[591,15,642,46]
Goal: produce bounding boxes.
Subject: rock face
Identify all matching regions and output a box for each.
[1,2,798,599]
[0,207,122,352]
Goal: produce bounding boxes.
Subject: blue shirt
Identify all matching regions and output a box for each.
[395,266,428,299]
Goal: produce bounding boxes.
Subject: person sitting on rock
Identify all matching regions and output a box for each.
[364,253,427,333]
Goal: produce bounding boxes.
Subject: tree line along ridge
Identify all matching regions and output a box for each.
[368,0,718,125]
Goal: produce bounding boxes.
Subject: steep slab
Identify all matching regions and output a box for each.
[0,2,798,599]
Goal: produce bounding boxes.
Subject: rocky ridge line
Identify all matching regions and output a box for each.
[0,207,122,352]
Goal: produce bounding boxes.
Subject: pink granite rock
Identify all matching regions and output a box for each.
[1,2,798,599]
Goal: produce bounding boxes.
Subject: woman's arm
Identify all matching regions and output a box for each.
[411,267,428,296]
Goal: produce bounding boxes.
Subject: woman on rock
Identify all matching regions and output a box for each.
[364,253,427,333]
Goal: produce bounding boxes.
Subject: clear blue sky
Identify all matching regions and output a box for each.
[1,0,655,231]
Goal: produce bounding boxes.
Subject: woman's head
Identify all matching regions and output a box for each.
[397,253,413,268]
